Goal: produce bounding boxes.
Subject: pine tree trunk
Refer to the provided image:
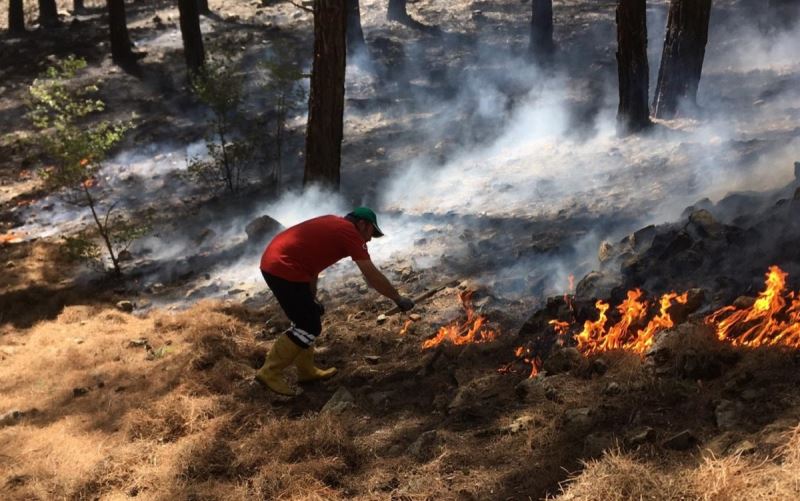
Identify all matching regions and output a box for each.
[304,0,347,190]
[387,0,407,21]
[38,0,60,28]
[9,0,26,34]
[346,0,366,53]
[197,0,211,15]
[615,0,651,133]
[107,0,136,65]
[652,0,712,119]
[530,0,554,60]
[178,0,205,77]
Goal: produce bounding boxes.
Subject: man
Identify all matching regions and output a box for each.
[257,206,415,396]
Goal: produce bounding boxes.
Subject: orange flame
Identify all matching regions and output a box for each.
[576,290,690,356]
[512,345,542,378]
[0,231,24,244]
[569,265,800,357]
[82,177,97,188]
[422,290,498,349]
[399,319,414,336]
[706,266,800,348]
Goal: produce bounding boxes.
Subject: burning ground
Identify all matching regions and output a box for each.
[3,0,800,499]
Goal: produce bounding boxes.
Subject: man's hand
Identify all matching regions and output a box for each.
[395,296,415,312]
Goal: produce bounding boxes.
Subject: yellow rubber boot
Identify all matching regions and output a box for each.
[295,348,338,383]
[255,333,303,396]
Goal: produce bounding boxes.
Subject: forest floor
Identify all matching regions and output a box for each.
[2,0,800,499]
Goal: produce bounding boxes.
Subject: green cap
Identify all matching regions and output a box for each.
[349,206,384,237]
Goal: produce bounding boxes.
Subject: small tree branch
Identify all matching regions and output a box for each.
[287,0,313,13]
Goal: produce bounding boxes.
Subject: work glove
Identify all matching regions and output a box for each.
[395,296,415,312]
[314,299,325,316]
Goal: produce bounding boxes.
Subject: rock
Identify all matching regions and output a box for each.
[703,432,740,456]
[128,338,150,348]
[367,391,393,407]
[194,228,215,245]
[376,314,387,324]
[116,300,134,313]
[504,415,536,434]
[598,241,614,263]
[575,271,622,300]
[0,409,24,426]
[732,296,756,309]
[321,387,355,414]
[584,432,615,457]
[603,382,622,396]
[591,357,608,376]
[545,385,562,403]
[245,215,283,243]
[715,400,746,431]
[364,355,381,364]
[542,347,581,374]
[73,387,90,397]
[514,377,545,401]
[5,261,14,268]
[562,407,593,433]
[688,209,724,239]
[409,313,422,321]
[663,429,698,450]
[407,430,439,461]
[117,249,133,262]
[731,439,757,455]
[625,427,655,446]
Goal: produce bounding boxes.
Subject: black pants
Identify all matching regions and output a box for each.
[262,271,321,348]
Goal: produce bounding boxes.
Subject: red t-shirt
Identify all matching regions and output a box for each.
[260,215,370,282]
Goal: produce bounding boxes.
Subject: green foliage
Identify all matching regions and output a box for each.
[27,56,132,194]
[188,54,257,194]
[26,56,139,276]
[61,233,102,263]
[258,47,307,186]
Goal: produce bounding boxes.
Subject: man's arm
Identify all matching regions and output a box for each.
[355,259,401,302]
[355,260,415,312]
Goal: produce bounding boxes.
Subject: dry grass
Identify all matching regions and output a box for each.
[554,424,800,501]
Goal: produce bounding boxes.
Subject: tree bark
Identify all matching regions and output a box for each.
[346,0,366,54]
[529,0,554,60]
[197,0,211,15]
[615,0,651,133]
[9,0,26,35]
[652,0,712,119]
[38,0,60,28]
[304,0,347,190]
[107,0,136,65]
[178,0,206,77]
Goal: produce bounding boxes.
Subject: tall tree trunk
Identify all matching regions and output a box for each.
[9,0,26,35]
[197,0,211,15]
[387,0,406,21]
[615,0,651,133]
[529,0,554,60]
[178,0,205,77]
[346,0,365,54]
[304,0,347,190]
[107,0,136,65]
[652,0,712,119]
[38,0,60,28]
[73,0,85,14]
